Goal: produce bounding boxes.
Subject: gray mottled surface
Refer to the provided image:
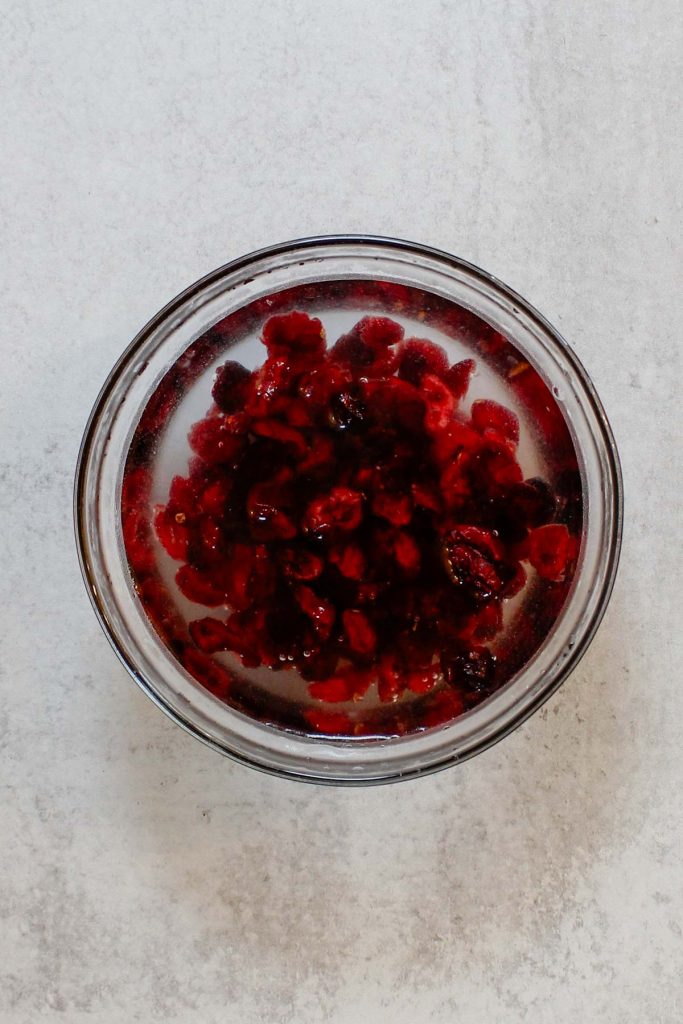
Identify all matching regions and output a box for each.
[1,1,681,1021]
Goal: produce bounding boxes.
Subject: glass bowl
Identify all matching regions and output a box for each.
[75,236,622,784]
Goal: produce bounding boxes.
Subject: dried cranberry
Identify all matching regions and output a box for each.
[528,523,573,581]
[189,616,232,653]
[508,478,557,528]
[357,316,404,349]
[471,399,520,447]
[212,361,252,413]
[342,609,377,658]
[182,647,232,698]
[154,506,189,561]
[446,359,475,401]
[303,488,363,535]
[328,389,368,433]
[328,543,365,580]
[397,339,448,384]
[441,646,495,695]
[280,545,324,581]
[442,536,501,602]
[251,418,307,455]
[421,374,456,433]
[262,311,325,357]
[247,482,297,540]
[371,489,412,527]
[176,564,226,606]
[189,418,243,464]
[294,585,335,640]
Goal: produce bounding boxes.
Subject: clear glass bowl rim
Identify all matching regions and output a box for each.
[74,234,623,785]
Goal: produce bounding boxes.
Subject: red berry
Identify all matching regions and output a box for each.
[251,418,307,455]
[247,482,297,540]
[188,418,243,464]
[357,316,404,349]
[212,361,252,413]
[154,506,189,561]
[446,358,475,401]
[176,564,227,606]
[442,536,502,602]
[294,585,336,640]
[471,399,520,447]
[182,647,232,698]
[342,609,377,657]
[528,523,573,581]
[262,311,325,357]
[421,374,456,433]
[189,616,232,653]
[397,338,448,384]
[328,543,366,580]
[280,545,325,581]
[303,488,363,535]
[371,489,412,526]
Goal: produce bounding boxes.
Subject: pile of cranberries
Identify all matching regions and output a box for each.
[140,309,578,735]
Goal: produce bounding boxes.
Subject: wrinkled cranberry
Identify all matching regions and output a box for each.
[295,585,336,640]
[510,477,557,528]
[528,523,573,581]
[247,482,297,541]
[182,647,232,698]
[397,339,448,384]
[154,506,189,561]
[188,418,243,464]
[176,564,226,606]
[441,645,495,695]
[251,418,307,454]
[357,316,404,349]
[280,545,324,580]
[262,311,325,357]
[212,361,252,413]
[328,389,368,432]
[189,616,233,653]
[471,399,520,447]
[446,358,475,401]
[303,488,363,535]
[371,489,412,526]
[328,543,366,580]
[342,609,377,658]
[422,374,456,433]
[442,536,502,602]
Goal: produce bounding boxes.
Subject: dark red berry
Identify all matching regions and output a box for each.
[303,488,363,535]
[397,339,448,384]
[262,311,325,357]
[442,536,502,602]
[441,646,495,695]
[342,609,377,658]
[212,361,252,413]
[176,564,227,606]
[188,418,243,464]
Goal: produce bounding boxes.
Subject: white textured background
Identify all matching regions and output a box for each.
[1,1,681,1021]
